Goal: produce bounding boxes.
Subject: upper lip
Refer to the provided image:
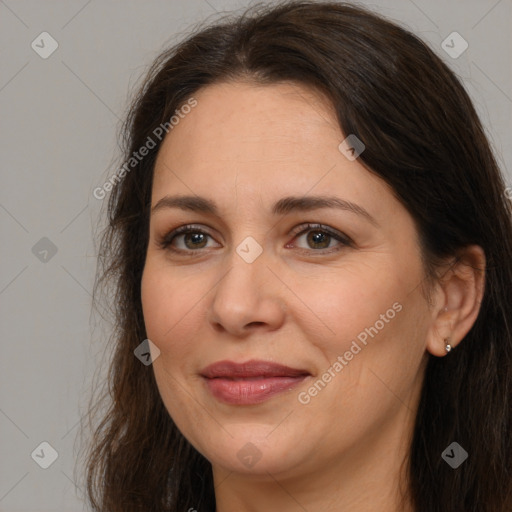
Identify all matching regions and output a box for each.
[200,359,311,379]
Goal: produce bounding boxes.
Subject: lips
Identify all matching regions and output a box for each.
[200,360,310,379]
[200,360,311,405]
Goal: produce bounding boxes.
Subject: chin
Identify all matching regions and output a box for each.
[197,429,307,476]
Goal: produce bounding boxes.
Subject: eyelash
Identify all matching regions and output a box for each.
[157,223,353,256]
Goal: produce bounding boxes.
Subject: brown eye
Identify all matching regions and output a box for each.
[289,223,352,253]
[158,225,219,253]
[182,232,208,249]
[305,230,332,249]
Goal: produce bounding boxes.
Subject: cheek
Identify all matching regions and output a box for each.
[141,267,205,424]
[141,263,199,344]
[141,269,169,342]
[298,260,408,351]
[297,255,428,400]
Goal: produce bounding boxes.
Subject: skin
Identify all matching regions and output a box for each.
[141,81,485,512]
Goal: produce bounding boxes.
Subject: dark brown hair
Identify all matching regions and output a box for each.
[83,2,512,511]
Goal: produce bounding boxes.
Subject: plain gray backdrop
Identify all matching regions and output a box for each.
[1,0,511,510]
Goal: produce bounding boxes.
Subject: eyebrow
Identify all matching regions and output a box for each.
[151,194,378,226]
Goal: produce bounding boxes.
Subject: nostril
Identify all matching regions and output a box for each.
[247,321,265,328]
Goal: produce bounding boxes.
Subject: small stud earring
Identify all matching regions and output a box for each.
[445,338,452,353]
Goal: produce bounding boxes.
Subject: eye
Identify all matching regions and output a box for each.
[157,222,352,255]
[287,223,352,253]
[157,225,220,253]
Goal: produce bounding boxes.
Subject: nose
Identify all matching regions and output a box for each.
[207,248,287,337]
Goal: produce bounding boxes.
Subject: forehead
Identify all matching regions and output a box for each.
[151,81,391,217]
[155,81,339,167]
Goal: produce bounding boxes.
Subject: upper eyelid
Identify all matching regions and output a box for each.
[159,222,352,248]
[162,222,344,238]
[290,223,346,237]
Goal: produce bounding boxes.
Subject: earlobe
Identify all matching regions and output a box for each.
[425,245,486,357]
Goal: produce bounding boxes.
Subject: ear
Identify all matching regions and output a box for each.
[425,245,486,357]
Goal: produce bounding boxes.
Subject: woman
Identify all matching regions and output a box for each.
[84,2,512,511]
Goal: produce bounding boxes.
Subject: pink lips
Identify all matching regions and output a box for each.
[200,360,310,405]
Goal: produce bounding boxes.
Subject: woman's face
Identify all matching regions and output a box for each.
[141,81,434,481]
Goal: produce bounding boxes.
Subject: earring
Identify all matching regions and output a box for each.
[444,337,452,353]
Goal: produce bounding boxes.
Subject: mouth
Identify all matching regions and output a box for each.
[200,359,311,405]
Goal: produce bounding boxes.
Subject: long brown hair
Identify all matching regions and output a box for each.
[82,2,512,510]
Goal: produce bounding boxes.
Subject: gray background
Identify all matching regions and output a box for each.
[1,0,511,510]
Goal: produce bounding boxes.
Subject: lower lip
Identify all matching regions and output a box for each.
[203,376,309,405]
